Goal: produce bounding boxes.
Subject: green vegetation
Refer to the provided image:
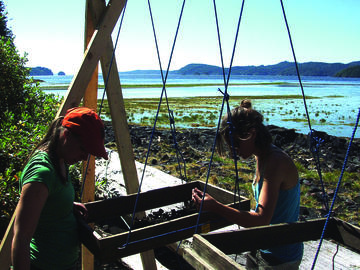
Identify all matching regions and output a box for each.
[176,62,360,76]
[133,135,359,226]
[0,1,61,239]
[98,95,330,129]
[38,80,360,91]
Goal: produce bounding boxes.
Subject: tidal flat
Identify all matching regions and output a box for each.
[98,94,351,138]
[39,79,357,137]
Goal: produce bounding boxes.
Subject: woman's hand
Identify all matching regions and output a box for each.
[191,187,219,212]
[73,202,88,220]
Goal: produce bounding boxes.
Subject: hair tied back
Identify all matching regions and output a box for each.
[240,99,252,109]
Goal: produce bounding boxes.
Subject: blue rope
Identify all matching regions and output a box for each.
[279,0,329,212]
[168,109,187,181]
[195,0,246,234]
[309,130,329,211]
[124,0,187,247]
[279,0,311,132]
[311,107,360,270]
[80,0,128,199]
[118,220,221,250]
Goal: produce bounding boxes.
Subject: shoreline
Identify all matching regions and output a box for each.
[103,122,360,225]
[38,80,360,90]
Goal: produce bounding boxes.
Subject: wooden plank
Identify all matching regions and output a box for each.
[182,218,360,270]
[182,246,218,270]
[0,205,17,270]
[56,0,127,117]
[84,207,238,261]
[79,181,250,261]
[81,0,99,268]
[329,218,360,253]
[84,181,249,222]
[190,234,244,270]
[85,182,198,222]
[200,218,332,254]
[99,32,139,194]
[88,1,157,268]
[198,181,238,204]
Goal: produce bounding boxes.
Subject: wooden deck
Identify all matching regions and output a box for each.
[300,240,360,269]
[178,218,360,270]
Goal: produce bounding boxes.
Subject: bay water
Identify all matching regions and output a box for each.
[34,73,360,138]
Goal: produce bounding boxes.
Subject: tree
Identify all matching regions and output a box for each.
[0,0,61,238]
[0,0,13,39]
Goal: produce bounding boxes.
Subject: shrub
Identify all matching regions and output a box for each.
[0,36,61,239]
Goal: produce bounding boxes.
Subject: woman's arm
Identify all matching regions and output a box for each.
[73,202,88,220]
[192,187,277,227]
[12,182,48,270]
[191,156,285,227]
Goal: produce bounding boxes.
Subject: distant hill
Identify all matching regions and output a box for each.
[335,65,360,78]
[174,61,360,77]
[120,70,160,75]
[29,66,53,76]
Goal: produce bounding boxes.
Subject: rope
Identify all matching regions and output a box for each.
[279,0,329,212]
[123,0,187,248]
[148,0,188,181]
[80,0,128,199]
[195,0,246,233]
[311,107,360,270]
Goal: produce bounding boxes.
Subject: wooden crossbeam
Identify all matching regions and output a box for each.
[56,0,127,117]
[180,218,360,269]
[88,0,157,269]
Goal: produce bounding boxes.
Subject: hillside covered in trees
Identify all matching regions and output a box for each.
[174,61,360,77]
[335,65,360,78]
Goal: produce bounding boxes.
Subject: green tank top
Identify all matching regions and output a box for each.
[20,151,79,269]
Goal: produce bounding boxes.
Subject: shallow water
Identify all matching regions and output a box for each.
[34,74,360,138]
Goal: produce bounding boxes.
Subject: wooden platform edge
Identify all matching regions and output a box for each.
[189,234,245,270]
[171,218,360,270]
[0,206,17,270]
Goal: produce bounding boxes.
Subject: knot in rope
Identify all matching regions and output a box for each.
[308,129,324,154]
[169,109,175,125]
[218,88,230,101]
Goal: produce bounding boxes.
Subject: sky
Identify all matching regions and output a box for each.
[3,0,360,75]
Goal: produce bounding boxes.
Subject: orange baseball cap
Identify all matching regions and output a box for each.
[62,107,108,159]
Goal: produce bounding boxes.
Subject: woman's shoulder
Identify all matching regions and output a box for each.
[264,145,298,187]
[266,145,292,164]
[21,151,56,185]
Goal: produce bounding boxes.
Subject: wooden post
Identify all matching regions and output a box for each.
[0,205,17,270]
[89,0,157,268]
[81,1,98,269]
[56,0,127,117]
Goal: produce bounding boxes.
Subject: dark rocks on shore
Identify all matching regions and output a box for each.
[104,122,359,174]
[103,122,359,225]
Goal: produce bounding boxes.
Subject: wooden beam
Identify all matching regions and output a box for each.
[87,0,156,268]
[81,1,99,269]
[56,0,127,117]
[329,218,360,253]
[99,36,139,194]
[78,181,250,261]
[199,218,332,255]
[180,218,360,269]
[188,234,245,270]
[0,205,17,270]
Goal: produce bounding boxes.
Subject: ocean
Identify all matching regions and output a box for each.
[33,73,360,138]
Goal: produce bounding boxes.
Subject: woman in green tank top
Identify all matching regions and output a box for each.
[12,107,108,270]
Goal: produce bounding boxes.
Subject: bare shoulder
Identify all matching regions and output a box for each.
[265,146,298,189]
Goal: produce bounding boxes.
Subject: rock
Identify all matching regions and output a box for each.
[104,122,359,173]
[101,122,359,227]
